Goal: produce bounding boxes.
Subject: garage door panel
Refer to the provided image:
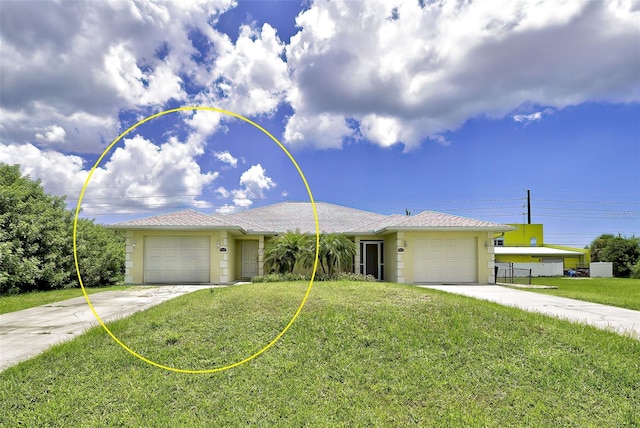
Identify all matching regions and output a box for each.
[414,237,477,283]
[144,236,210,284]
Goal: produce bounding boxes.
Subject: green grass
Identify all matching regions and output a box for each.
[2,282,639,426]
[0,285,130,315]
[529,277,640,311]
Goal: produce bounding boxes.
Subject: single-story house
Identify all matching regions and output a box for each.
[110,202,514,285]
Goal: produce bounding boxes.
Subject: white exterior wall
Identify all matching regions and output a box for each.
[590,262,613,278]
[496,262,563,277]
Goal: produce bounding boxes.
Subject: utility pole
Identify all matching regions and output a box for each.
[527,189,531,224]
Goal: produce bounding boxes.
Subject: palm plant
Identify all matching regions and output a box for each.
[263,232,305,274]
[299,233,355,276]
[321,233,356,276]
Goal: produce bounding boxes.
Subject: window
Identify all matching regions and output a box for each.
[530,237,537,246]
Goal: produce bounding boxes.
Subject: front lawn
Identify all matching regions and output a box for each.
[0,285,130,315]
[529,277,640,311]
[1,282,638,426]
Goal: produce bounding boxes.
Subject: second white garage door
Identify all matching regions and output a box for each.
[144,236,210,284]
[414,237,477,283]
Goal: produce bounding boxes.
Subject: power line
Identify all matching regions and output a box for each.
[538,199,640,205]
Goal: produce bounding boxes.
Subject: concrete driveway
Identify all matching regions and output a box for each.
[419,285,640,340]
[0,285,221,371]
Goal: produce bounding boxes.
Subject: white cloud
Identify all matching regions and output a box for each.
[215,164,276,213]
[1,104,118,153]
[213,150,238,167]
[231,189,253,208]
[283,112,350,149]
[2,0,638,161]
[0,133,218,214]
[215,186,230,198]
[239,164,275,199]
[284,0,640,149]
[184,110,224,137]
[35,125,67,144]
[0,143,86,199]
[359,115,403,148]
[215,204,238,214]
[101,45,185,106]
[195,23,290,117]
[513,108,554,123]
[430,135,451,147]
[514,112,542,123]
[0,0,236,153]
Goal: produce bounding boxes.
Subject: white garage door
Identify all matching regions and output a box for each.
[144,236,210,284]
[414,237,477,283]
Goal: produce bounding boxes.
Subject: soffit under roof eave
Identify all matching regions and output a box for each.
[243,229,371,236]
[380,226,517,233]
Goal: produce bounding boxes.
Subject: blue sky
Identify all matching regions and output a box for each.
[0,0,638,248]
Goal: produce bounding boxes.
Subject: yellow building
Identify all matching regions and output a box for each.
[494,224,590,271]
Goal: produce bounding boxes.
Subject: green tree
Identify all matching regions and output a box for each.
[590,234,640,278]
[0,164,73,293]
[0,163,125,294]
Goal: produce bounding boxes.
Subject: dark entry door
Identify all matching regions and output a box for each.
[365,243,379,277]
[361,241,384,280]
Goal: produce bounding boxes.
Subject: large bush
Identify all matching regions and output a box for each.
[74,218,125,288]
[0,163,124,294]
[631,260,640,279]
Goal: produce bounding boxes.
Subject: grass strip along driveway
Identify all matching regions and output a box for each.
[0,286,131,315]
[529,277,640,311]
[2,282,639,426]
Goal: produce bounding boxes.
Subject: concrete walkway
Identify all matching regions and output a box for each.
[419,285,640,340]
[0,285,221,371]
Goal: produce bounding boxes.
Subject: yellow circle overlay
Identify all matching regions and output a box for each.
[73,106,320,374]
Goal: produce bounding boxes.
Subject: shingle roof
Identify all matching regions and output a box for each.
[110,202,512,233]
[228,202,388,234]
[112,209,239,229]
[353,214,407,233]
[382,210,507,230]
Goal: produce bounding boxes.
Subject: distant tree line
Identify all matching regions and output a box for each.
[0,163,125,295]
[589,234,640,278]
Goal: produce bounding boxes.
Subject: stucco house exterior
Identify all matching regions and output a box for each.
[110,202,513,285]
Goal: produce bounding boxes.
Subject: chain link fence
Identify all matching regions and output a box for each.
[495,264,532,285]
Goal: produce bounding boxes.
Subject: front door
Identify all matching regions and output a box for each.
[360,241,384,280]
[241,241,259,278]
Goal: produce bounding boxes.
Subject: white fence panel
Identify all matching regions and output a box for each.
[590,262,613,278]
[496,262,563,277]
